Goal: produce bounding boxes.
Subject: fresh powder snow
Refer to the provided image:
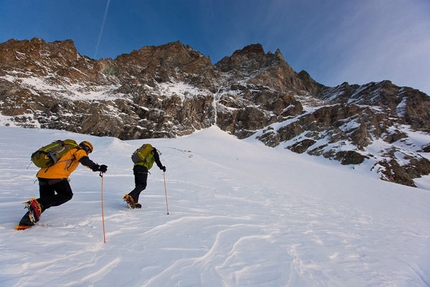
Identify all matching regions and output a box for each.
[0,125,429,286]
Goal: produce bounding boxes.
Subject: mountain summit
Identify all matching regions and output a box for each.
[0,38,429,186]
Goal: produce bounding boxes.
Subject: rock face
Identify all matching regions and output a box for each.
[1,38,429,187]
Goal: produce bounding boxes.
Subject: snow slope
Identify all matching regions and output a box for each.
[0,126,429,287]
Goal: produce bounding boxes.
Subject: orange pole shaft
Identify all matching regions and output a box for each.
[101,173,106,243]
[163,172,169,215]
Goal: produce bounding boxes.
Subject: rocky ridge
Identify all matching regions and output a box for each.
[0,38,429,187]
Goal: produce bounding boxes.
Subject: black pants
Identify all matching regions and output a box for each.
[37,178,73,211]
[128,165,148,203]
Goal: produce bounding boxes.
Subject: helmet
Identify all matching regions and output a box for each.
[79,141,93,153]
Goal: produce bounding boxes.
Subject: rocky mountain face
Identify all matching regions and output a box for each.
[1,38,429,187]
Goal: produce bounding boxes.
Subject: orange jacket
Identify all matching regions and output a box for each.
[36,148,93,179]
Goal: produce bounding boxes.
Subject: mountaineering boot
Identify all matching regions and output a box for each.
[25,198,43,224]
[123,194,141,209]
[123,194,135,208]
[15,198,43,230]
[16,211,34,228]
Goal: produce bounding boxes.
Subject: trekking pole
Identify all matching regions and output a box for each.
[163,172,169,215]
[100,172,107,243]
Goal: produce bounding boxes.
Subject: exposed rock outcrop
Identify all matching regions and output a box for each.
[1,38,429,187]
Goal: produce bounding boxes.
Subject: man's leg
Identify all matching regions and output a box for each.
[37,179,73,209]
[129,166,148,203]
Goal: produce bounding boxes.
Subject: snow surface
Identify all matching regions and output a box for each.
[0,126,429,287]
[0,74,123,101]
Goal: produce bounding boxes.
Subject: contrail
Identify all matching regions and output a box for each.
[94,0,111,59]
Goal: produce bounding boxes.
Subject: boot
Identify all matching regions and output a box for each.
[25,198,43,223]
[123,194,141,209]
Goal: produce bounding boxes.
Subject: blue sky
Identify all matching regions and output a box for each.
[1,0,429,95]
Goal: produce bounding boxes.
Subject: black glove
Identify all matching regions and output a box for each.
[99,164,108,173]
[161,166,166,172]
[93,164,108,173]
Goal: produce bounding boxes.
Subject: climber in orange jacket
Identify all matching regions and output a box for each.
[18,141,107,228]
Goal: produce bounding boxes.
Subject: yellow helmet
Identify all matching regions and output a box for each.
[79,141,93,153]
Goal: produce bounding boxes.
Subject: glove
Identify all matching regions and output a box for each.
[99,164,108,173]
[161,166,166,172]
[93,164,108,173]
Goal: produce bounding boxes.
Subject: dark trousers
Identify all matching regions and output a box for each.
[128,165,148,203]
[37,178,73,211]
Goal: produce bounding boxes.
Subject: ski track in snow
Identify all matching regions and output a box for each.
[0,126,429,287]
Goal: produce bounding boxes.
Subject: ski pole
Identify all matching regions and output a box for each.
[163,172,169,215]
[100,172,107,243]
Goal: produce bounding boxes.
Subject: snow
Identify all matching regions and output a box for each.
[0,73,215,103]
[0,125,429,286]
[158,80,211,101]
[0,74,122,101]
[396,97,407,117]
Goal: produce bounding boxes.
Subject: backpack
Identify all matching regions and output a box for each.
[31,139,79,168]
[131,144,153,164]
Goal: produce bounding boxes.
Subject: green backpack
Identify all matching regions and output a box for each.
[31,139,78,168]
[131,144,153,164]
